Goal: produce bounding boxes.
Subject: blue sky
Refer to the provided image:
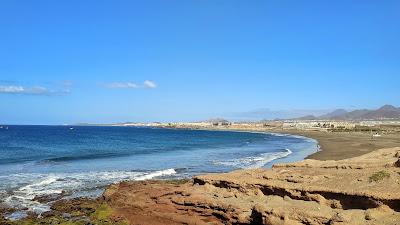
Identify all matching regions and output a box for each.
[0,0,399,124]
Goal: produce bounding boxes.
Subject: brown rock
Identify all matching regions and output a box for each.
[394,159,400,167]
[102,147,400,225]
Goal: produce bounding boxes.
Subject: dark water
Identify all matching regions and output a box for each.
[0,125,318,216]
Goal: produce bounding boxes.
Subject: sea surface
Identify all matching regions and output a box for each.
[0,125,318,218]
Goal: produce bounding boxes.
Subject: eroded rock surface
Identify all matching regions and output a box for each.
[103,147,400,225]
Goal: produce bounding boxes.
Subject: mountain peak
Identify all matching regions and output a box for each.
[378,104,397,111]
[292,105,400,121]
[318,109,348,119]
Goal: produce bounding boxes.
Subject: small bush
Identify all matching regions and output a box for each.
[369,171,390,182]
[163,179,191,185]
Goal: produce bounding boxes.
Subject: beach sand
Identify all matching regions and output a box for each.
[278,130,400,160]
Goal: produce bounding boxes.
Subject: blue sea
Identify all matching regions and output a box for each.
[0,125,318,217]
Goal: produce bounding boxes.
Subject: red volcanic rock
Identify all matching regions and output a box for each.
[103,147,400,225]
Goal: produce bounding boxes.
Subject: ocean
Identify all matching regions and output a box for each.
[0,125,318,218]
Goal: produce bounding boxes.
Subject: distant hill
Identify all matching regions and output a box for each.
[318,109,348,119]
[203,118,230,123]
[293,105,400,120]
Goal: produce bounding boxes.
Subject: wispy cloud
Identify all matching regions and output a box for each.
[143,80,157,88]
[106,82,139,89]
[0,84,70,96]
[105,80,157,89]
[0,85,49,95]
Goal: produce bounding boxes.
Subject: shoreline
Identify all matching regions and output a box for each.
[0,128,318,220]
[156,126,400,160]
[152,125,400,161]
[100,146,400,225]
[2,128,400,224]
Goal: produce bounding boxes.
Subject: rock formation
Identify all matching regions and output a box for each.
[103,147,400,225]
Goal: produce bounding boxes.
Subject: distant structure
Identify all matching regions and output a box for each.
[282,120,356,130]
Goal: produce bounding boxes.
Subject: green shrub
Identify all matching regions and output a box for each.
[369,171,390,182]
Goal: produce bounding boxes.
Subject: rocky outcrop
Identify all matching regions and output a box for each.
[103,147,400,225]
[394,159,400,168]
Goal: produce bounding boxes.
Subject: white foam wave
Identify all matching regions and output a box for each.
[268,132,291,137]
[214,149,292,169]
[2,168,177,215]
[135,168,176,181]
[268,132,318,143]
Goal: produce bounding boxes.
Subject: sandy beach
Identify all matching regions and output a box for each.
[277,130,400,160]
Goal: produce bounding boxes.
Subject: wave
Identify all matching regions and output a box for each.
[268,132,291,137]
[2,168,177,215]
[135,168,176,181]
[268,132,318,143]
[213,149,292,169]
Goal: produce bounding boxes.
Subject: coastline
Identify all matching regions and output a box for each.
[273,129,400,160]
[0,128,317,220]
[2,127,400,224]
[155,125,400,160]
[100,145,400,225]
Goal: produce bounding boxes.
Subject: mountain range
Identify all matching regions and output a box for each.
[294,105,400,120]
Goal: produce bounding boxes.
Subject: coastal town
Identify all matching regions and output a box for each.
[114,119,400,134]
[112,105,400,135]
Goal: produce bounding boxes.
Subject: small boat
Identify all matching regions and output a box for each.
[69,127,74,130]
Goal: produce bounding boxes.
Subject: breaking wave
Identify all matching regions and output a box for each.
[2,169,177,215]
[213,149,292,169]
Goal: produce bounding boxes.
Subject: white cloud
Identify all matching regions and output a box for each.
[0,85,25,93]
[105,80,157,89]
[106,82,139,89]
[143,80,157,89]
[0,85,67,95]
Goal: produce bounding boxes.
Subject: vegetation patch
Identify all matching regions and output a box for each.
[0,200,128,225]
[163,179,191,185]
[369,171,390,182]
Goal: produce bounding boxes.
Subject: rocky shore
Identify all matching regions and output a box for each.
[2,130,400,225]
[103,147,400,225]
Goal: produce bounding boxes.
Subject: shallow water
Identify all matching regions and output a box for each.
[0,126,318,216]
